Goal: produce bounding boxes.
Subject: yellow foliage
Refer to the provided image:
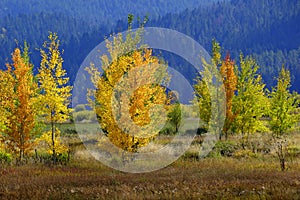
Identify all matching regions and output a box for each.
[87,31,170,152]
[1,47,38,158]
[0,70,14,132]
[37,32,72,124]
[35,128,68,155]
[37,32,72,157]
[95,49,169,152]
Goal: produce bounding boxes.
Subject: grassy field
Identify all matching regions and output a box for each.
[1,122,300,199]
[0,156,300,199]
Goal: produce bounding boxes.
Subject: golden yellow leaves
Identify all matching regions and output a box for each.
[2,47,37,158]
[35,128,68,155]
[37,32,72,159]
[88,48,169,152]
[220,54,238,135]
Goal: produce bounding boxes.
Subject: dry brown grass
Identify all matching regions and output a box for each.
[0,156,299,199]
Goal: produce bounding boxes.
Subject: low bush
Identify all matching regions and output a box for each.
[233,149,258,159]
[182,151,199,161]
[159,122,176,135]
[0,151,12,164]
[207,140,238,158]
[35,151,70,165]
[74,104,86,112]
[287,145,300,158]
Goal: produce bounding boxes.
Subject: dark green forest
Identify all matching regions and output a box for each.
[0,0,299,90]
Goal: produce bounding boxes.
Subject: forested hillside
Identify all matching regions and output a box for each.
[0,0,299,90]
[1,2,300,198]
[0,0,213,23]
[0,0,216,81]
[149,0,300,90]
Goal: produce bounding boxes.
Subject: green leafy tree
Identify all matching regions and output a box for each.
[194,40,225,137]
[37,32,72,163]
[232,54,268,148]
[269,66,299,171]
[167,101,182,134]
[194,78,211,132]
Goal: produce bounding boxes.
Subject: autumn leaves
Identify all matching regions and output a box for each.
[0,27,298,169]
[0,33,71,162]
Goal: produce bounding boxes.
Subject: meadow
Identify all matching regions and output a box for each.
[1,122,300,199]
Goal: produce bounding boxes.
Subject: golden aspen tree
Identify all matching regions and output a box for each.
[0,70,14,133]
[37,32,72,162]
[34,129,68,155]
[87,49,169,153]
[87,19,169,153]
[0,69,14,154]
[4,46,37,160]
[220,53,237,139]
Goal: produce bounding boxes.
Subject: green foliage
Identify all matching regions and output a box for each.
[287,145,300,158]
[269,66,300,171]
[207,140,237,158]
[36,151,69,165]
[269,66,299,137]
[166,102,182,134]
[0,151,12,164]
[194,79,211,131]
[74,104,86,112]
[194,40,225,134]
[232,55,268,139]
[73,110,97,122]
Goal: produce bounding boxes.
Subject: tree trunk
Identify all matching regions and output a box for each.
[51,113,56,165]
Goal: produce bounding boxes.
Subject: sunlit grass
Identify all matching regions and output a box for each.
[1,122,300,199]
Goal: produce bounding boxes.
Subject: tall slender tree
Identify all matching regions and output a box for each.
[269,66,299,171]
[232,54,268,148]
[37,32,72,163]
[3,46,38,161]
[220,53,237,139]
[194,40,226,138]
[0,70,12,133]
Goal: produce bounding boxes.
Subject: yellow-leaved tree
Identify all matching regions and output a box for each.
[0,69,14,134]
[3,45,38,161]
[87,19,169,153]
[0,67,15,151]
[36,32,71,162]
